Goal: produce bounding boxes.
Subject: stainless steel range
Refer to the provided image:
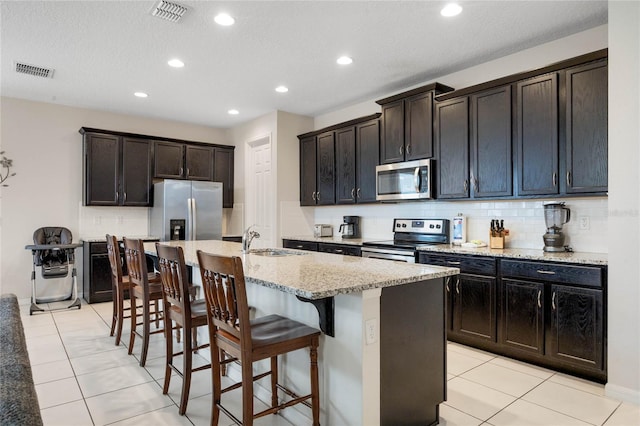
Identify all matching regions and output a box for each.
[361,218,451,263]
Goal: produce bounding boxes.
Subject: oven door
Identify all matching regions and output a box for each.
[376,159,431,201]
[361,247,416,263]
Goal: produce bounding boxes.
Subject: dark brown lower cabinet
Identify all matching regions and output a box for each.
[500,279,545,355]
[282,239,361,257]
[451,274,496,343]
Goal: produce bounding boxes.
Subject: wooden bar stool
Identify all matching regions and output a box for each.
[156,243,211,415]
[123,237,165,366]
[197,250,321,426]
[106,235,162,346]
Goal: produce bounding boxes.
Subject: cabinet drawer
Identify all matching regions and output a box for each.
[282,240,318,252]
[501,260,602,288]
[318,243,361,257]
[90,242,108,254]
[419,253,495,275]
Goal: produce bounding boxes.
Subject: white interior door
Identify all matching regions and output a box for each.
[246,136,274,248]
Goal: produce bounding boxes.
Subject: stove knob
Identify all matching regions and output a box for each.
[401,223,407,228]
[396,223,401,228]
[429,224,434,229]
[436,224,441,229]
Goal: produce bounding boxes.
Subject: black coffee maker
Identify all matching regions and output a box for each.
[339,216,360,239]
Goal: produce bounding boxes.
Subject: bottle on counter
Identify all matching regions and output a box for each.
[452,214,466,245]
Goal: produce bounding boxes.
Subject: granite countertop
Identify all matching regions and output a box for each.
[416,244,608,266]
[145,240,458,300]
[282,235,368,246]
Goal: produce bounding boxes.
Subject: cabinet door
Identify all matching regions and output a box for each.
[501,279,545,355]
[451,273,496,342]
[405,92,433,160]
[89,253,113,303]
[565,61,608,193]
[335,127,357,204]
[213,147,234,208]
[84,133,120,206]
[316,131,335,205]
[356,120,380,203]
[549,285,603,370]
[435,97,469,199]
[186,145,214,181]
[517,74,559,195]
[154,141,185,179]
[380,100,405,164]
[471,86,512,198]
[300,136,317,206]
[122,138,152,206]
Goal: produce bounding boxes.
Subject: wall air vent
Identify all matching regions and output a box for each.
[151,0,188,23]
[15,62,54,78]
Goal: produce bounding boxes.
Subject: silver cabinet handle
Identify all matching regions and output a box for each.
[552,291,556,310]
[357,188,361,198]
[399,145,404,155]
[351,188,356,199]
[316,192,320,201]
[180,167,184,176]
[123,192,127,202]
[447,261,461,265]
[537,290,542,308]
[186,168,190,177]
[296,245,304,249]
[566,171,572,186]
[553,172,558,187]
[445,277,450,292]
[334,249,343,254]
[463,179,469,192]
[537,270,556,275]
[116,191,119,202]
[456,278,460,294]
[406,144,411,155]
[312,191,316,201]
[474,178,479,192]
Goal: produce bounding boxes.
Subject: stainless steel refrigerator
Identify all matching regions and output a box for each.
[149,180,223,241]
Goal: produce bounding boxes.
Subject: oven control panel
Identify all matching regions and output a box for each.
[393,218,448,235]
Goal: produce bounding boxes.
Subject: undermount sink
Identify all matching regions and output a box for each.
[248,248,307,257]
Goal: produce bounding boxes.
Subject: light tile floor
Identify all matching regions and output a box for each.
[21,300,640,426]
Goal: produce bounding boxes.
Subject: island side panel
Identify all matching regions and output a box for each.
[380,278,446,426]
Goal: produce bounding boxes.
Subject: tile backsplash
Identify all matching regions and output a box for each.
[310,197,608,253]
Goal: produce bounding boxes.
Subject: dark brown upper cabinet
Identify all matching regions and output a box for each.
[213,147,235,208]
[299,132,335,206]
[516,73,559,196]
[564,60,608,194]
[335,119,380,204]
[470,85,513,198]
[82,130,152,206]
[377,83,454,164]
[435,97,470,199]
[154,141,214,181]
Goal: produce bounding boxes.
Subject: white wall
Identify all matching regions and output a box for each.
[310,25,609,253]
[606,0,640,404]
[0,97,229,299]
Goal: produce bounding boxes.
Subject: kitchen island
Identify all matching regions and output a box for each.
[144,240,459,426]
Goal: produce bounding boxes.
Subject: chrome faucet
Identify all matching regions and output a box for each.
[241,225,260,253]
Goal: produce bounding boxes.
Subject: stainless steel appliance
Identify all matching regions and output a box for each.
[376,159,432,201]
[543,202,571,252]
[339,216,360,239]
[314,224,333,237]
[149,179,223,241]
[361,218,450,263]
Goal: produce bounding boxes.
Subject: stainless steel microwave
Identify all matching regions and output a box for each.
[376,159,432,201]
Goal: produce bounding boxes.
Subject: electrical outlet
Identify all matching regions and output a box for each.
[579,216,590,230]
[365,318,377,345]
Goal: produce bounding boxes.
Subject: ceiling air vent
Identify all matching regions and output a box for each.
[15,62,54,78]
[151,0,188,23]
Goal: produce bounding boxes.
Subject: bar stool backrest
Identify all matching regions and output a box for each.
[155,244,192,319]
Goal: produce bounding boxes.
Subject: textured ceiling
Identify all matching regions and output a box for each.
[0,1,607,128]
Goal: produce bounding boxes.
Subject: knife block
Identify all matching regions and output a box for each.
[489,234,505,249]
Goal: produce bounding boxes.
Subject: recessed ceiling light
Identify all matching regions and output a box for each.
[441,3,462,17]
[214,13,235,26]
[134,92,148,98]
[337,56,353,65]
[168,58,184,68]
[228,109,239,115]
[275,86,289,93]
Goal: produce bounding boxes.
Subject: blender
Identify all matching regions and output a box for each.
[542,202,571,252]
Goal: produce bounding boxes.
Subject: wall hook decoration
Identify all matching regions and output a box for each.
[1,151,16,186]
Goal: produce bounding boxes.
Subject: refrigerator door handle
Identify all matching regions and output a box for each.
[187,198,193,240]
[191,197,197,240]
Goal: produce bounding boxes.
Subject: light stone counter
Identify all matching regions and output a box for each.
[144,239,458,299]
[416,244,608,265]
